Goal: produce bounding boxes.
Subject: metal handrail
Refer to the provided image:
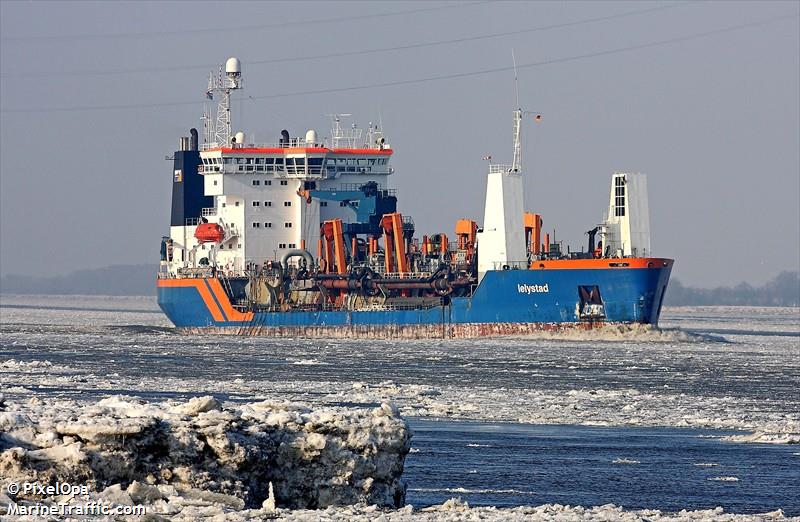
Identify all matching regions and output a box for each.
[200,138,389,152]
[488,164,517,174]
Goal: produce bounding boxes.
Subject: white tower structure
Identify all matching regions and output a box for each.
[476,108,527,280]
[206,57,243,147]
[600,172,651,257]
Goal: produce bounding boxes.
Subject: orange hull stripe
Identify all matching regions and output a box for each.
[157,278,225,322]
[529,258,673,270]
[206,278,254,322]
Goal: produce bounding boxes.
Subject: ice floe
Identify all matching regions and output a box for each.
[0,395,410,515]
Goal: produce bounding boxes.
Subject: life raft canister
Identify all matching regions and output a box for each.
[194,223,225,243]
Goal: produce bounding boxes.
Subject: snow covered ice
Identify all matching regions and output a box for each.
[1,394,410,517]
[1,295,798,519]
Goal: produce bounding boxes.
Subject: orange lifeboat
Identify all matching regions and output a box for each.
[194,223,225,243]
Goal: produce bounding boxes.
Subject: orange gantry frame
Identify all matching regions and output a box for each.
[381,212,408,274]
[524,212,543,255]
[320,219,347,275]
[455,219,477,261]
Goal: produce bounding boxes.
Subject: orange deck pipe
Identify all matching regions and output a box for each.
[532,214,542,255]
[383,233,394,273]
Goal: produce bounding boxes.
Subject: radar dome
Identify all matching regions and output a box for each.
[233,131,245,144]
[305,129,317,145]
[225,57,241,75]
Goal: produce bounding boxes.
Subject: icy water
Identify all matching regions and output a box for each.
[1,295,799,515]
[406,420,800,515]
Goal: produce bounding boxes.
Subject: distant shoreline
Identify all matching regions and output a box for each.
[1,265,797,307]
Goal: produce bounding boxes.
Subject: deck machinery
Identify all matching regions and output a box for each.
[157,58,673,338]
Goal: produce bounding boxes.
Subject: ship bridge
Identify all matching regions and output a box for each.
[199,142,393,180]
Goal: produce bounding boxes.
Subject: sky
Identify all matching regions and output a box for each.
[0,0,798,288]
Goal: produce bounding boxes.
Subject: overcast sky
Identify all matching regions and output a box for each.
[1,1,798,287]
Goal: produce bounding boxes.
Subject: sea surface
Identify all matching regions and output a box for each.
[1,295,798,515]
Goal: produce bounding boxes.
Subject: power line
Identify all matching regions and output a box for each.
[1,2,690,79]
[0,1,490,42]
[2,13,796,115]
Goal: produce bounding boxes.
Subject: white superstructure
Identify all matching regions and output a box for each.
[165,58,394,276]
[599,172,651,257]
[476,109,527,280]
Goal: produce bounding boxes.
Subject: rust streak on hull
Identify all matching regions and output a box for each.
[177,321,612,339]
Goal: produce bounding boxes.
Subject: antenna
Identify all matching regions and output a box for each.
[206,57,243,147]
[512,49,520,110]
[510,50,522,173]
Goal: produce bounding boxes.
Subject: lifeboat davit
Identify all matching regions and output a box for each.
[194,223,225,243]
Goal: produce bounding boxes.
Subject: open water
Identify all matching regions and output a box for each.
[1,295,798,515]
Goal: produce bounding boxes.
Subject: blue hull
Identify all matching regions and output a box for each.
[158,262,672,338]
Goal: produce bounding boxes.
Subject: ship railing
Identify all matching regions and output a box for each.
[200,138,388,152]
[176,267,215,278]
[489,260,529,270]
[201,207,217,217]
[253,301,444,313]
[488,164,519,174]
[376,271,433,279]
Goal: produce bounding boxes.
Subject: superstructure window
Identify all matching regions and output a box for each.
[284,222,293,228]
[288,243,296,248]
[265,201,272,206]
[265,180,272,186]
[284,201,292,207]
[280,180,288,186]
[320,201,328,207]
[252,222,261,228]
[252,180,261,186]
[252,201,260,207]
[614,176,626,217]
[279,243,286,249]
[265,222,272,228]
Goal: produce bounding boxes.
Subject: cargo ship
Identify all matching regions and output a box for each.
[157,58,672,338]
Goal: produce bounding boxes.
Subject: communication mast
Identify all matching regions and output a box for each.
[205,57,243,146]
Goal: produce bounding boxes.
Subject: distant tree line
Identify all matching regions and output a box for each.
[665,271,799,307]
[0,265,158,296]
[0,265,798,306]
